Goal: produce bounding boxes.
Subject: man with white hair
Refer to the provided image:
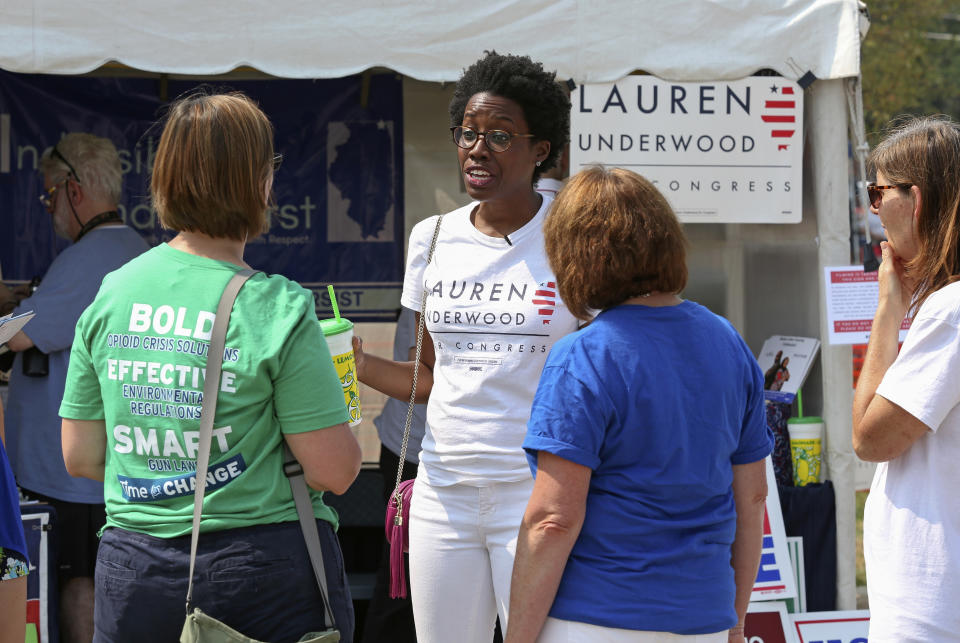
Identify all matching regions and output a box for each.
[0,132,148,643]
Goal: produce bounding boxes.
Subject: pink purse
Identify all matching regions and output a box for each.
[384,477,415,598]
[383,214,442,599]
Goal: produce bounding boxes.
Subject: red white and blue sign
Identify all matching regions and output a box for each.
[571,76,803,223]
[752,457,799,602]
[792,610,870,643]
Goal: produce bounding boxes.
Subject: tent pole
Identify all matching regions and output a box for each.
[809,77,856,610]
[723,223,745,333]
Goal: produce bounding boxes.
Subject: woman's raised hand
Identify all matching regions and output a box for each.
[878,240,915,321]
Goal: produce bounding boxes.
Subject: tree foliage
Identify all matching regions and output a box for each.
[861,0,960,146]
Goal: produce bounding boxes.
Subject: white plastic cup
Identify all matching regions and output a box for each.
[319,317,362,427]
[788,418,823,486]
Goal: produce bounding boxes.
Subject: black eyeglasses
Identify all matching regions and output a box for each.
[867,182,911,208]
[39,144,82,208]
[450,126,535,153]
[51,145,80,180]
[272,153,283,172]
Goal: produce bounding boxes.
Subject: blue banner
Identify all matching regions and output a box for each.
[0,72,404,321]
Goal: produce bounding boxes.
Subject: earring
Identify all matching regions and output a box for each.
[536,160,542,167]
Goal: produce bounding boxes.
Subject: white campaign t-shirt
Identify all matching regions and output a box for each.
[401,196,579,486]
[866,281,960,642]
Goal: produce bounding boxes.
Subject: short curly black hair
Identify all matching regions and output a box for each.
[450,51,570,184]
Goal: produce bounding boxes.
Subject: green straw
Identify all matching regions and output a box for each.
[797,388,804,418]
[327,285,340,321]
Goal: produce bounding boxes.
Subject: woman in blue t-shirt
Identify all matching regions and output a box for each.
[1,404,29,643]
[505,167,774,643]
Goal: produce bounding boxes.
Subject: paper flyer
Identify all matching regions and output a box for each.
[824,265,911,345]
[757,335,820,404]
[0,310,34,345]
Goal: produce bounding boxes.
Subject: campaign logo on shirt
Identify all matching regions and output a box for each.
[419,273,574,366]
[533,281,557,325]
[116,454,247,503]
[422,277,562,329]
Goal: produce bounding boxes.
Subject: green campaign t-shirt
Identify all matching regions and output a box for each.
[60,243,350,538]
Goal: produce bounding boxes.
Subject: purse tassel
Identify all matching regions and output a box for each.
[388,512,407,599]
[385,479,414,599]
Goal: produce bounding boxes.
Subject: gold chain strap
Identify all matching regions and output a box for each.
[393,214,443,514]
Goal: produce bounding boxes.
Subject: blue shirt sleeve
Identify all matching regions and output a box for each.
[14,230,147,354]
[13,246,93,353]
[523,359,610,474]
[731,340,774,465]
[0,439,28,561]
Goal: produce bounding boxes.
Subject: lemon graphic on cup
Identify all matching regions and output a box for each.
[794,450,810,484]
[347,390,361,422]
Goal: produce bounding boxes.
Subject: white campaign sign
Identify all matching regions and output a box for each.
[792,610,870,643]
[571,76,803,223]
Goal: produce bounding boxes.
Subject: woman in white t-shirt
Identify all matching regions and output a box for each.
[853,116,960,641]
[355,52,577,643]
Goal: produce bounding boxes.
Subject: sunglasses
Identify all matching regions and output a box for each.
[272,153,283,172]
[867,183,911,209]
[450,126,535,153]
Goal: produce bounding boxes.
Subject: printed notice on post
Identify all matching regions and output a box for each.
[823,265,910,344]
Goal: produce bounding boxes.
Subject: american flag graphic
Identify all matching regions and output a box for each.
[761,85,796,151]
[533,281,557,325]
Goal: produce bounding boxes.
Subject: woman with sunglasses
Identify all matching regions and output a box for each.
[355,52,577,643]
[58,91,361,642]
[854,116,960,641]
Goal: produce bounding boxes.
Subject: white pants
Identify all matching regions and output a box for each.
[539,618,727,643]
[408,473,534,643]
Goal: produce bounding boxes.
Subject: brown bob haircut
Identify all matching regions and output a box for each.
[152,91,274,241]
[545,166,687,320]
[870,115,960,315]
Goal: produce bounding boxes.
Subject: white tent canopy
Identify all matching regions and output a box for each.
[2,0,862,82]
[0,0,864,610]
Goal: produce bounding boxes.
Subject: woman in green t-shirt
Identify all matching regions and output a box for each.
[59,91,362,642]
